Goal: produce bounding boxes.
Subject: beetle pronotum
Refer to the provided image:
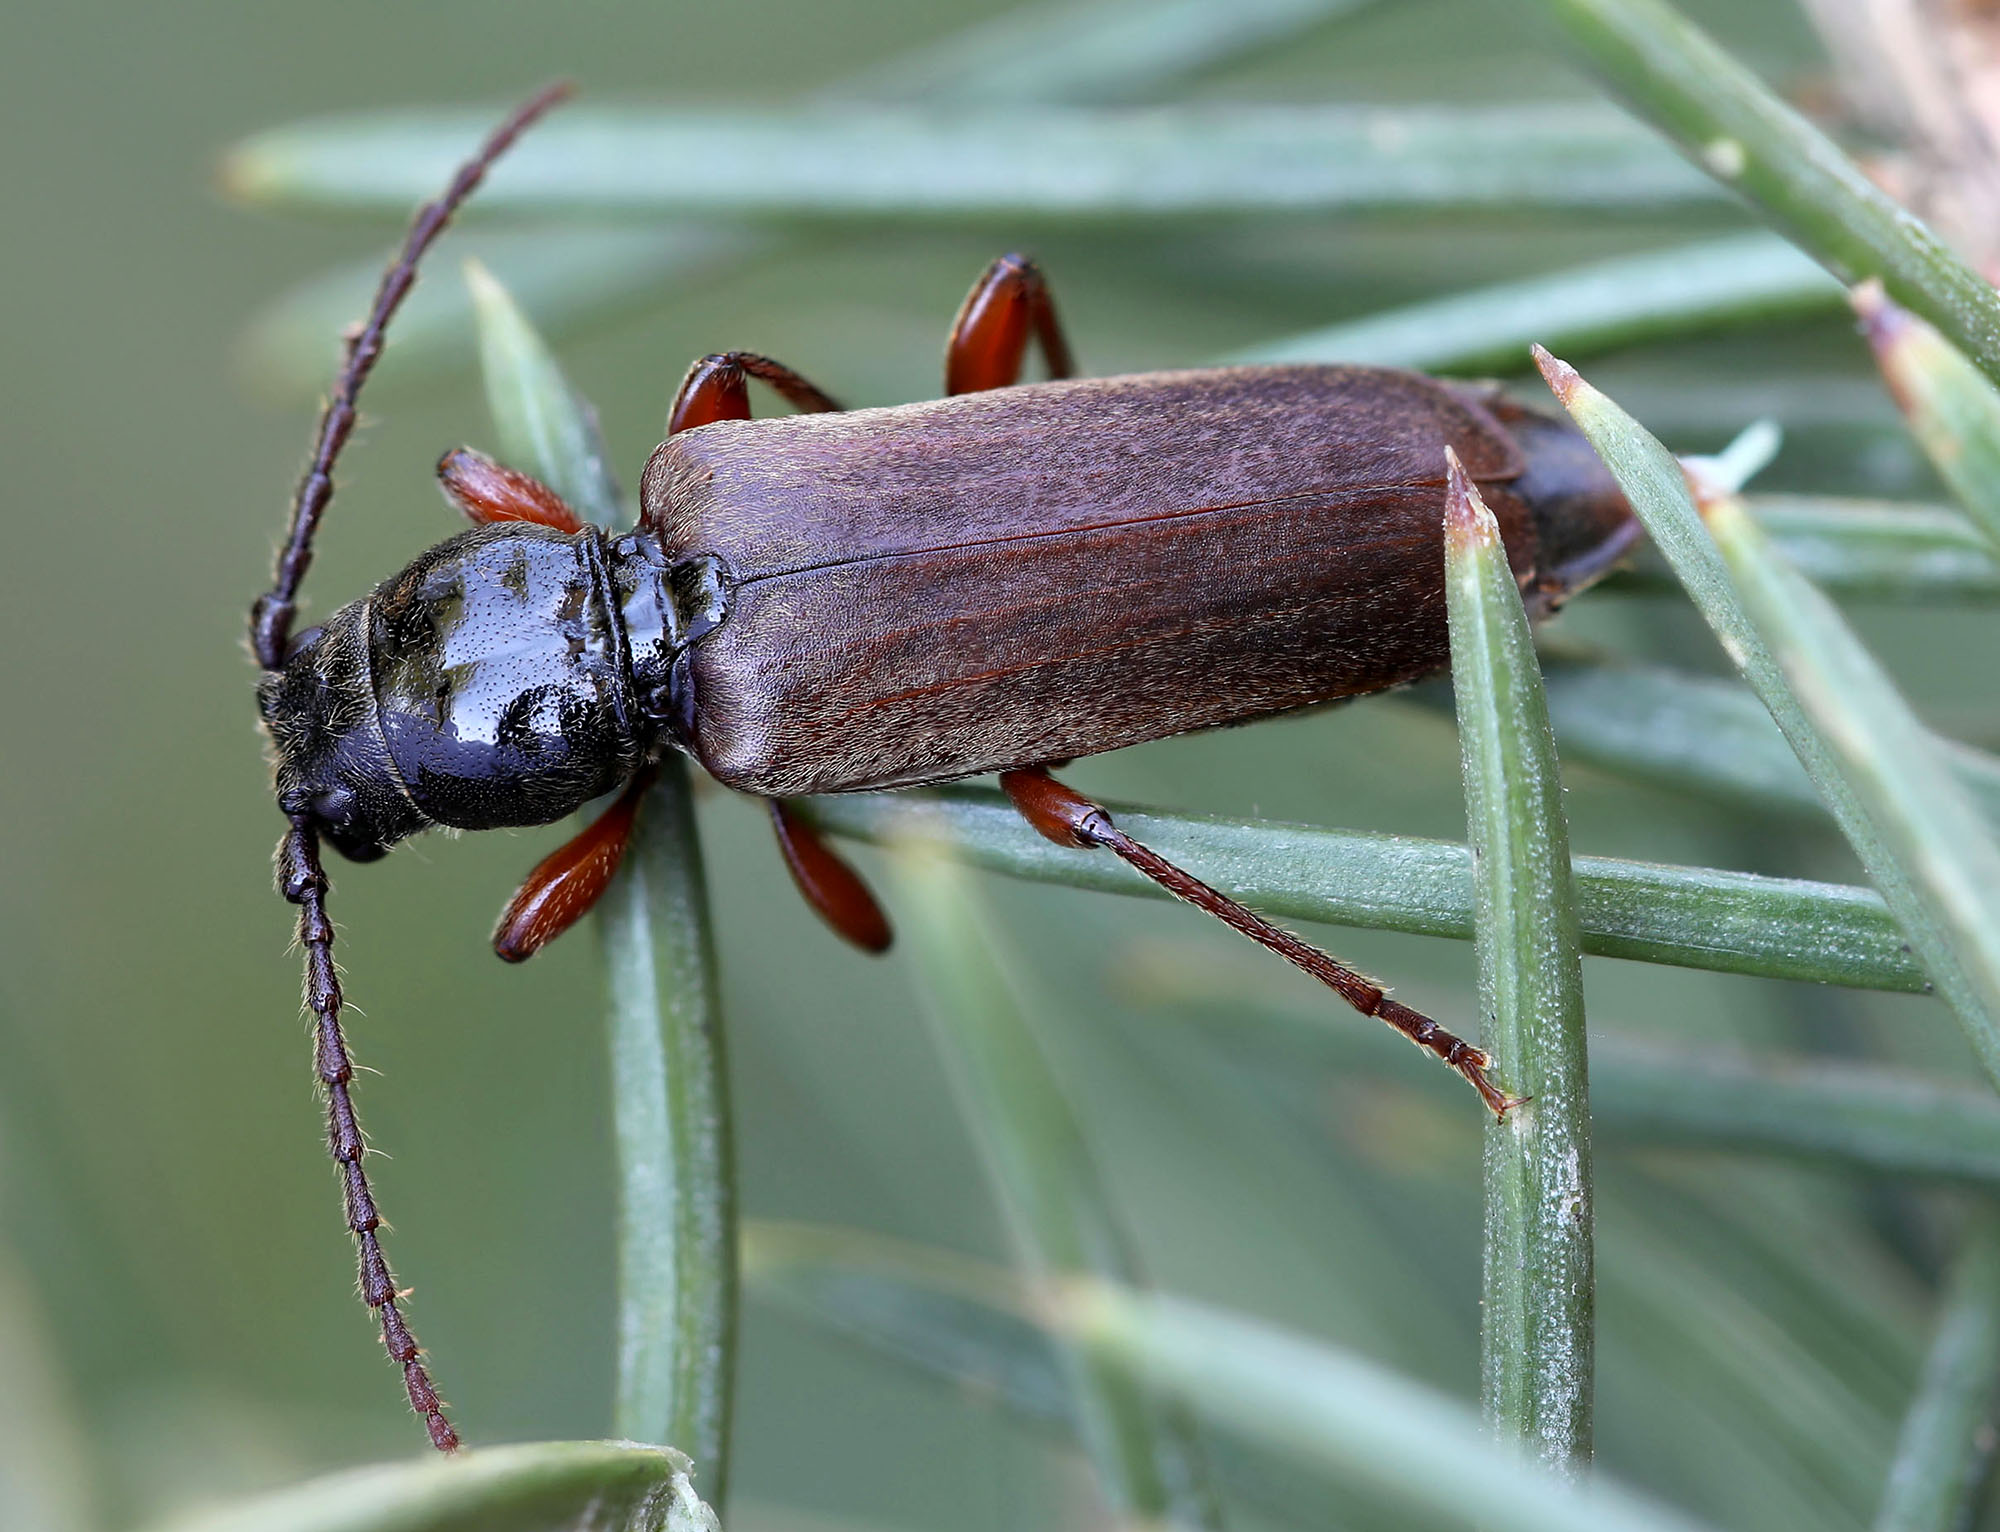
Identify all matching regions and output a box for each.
[251,85,1637,1451]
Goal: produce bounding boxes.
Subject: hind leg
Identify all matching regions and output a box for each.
[1000,767,1522,1117]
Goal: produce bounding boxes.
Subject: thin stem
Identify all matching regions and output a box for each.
[222,103,1713,220]
[1723,496,2000,603]
[1062,1281,1717,1532]
[847,0,1376,105]
[598,764,734,1474]
[1230,231,1836,375]
[1518,657,2000,827]
[1590,1040,2000,1184]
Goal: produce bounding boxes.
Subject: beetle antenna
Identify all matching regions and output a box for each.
[255,88,573,1451]
[278,809,459,1451]
[249,80,573,671]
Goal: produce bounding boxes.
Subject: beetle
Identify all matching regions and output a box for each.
[251,86,1638,1452]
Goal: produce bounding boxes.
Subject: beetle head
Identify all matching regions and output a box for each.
[258,601,428,862]
[260,523,649,862]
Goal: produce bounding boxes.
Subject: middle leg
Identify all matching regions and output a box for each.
[667,350,842,434]
[945,253,1075,395]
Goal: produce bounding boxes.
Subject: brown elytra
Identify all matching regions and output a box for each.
[641,364,1631,797]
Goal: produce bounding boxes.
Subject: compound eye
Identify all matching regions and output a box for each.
[285,625,326,663]
[311,783,357,824]
[310,785,390,863]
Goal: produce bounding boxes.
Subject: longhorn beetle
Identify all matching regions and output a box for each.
[251,84,1638,1451]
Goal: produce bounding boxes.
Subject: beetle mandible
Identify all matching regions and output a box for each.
[251,86,1638,1453]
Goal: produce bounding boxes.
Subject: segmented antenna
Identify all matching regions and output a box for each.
[278,811,459,1450]
[249,81,573,670]
[256,84,572,1453]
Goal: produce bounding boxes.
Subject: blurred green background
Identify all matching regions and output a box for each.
[6,2,1997,1528]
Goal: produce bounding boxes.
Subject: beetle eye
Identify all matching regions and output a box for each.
[286,625,325,663]
[311,784,357,824]
[309,786,388,862]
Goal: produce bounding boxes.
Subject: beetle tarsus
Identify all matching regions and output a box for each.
[1386,1004,1524,1116]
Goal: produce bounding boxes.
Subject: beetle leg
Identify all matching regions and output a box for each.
[945,253,1075,395]
[436,448,585,532]
[998,767,1524,1118]
[769,800,893,953]
[668,351,842,435]
[491,767,657,962]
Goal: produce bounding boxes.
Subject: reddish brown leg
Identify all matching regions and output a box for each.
[945,253,1076,395]
[770,800,894,953]
[667,351,842,435]
[492,767,657,962]
[999,767,1524,1118]
[436,448,585,533]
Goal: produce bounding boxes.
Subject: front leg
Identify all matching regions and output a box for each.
[436,448,584,532]
[492,766,656,961]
